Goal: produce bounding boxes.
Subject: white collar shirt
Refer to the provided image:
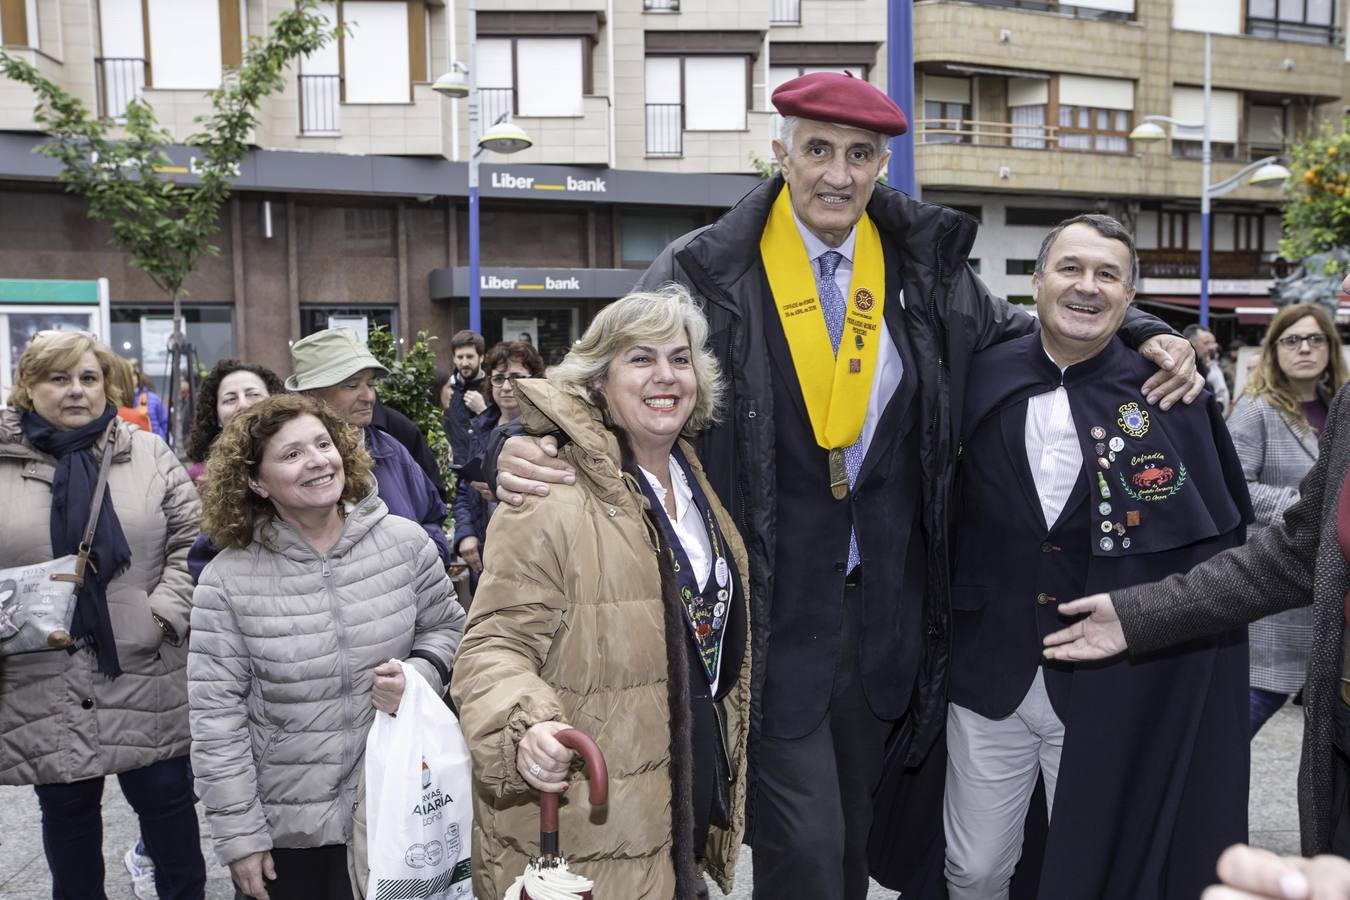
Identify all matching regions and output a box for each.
[1023,352,1084,530]
[641,456,726,691]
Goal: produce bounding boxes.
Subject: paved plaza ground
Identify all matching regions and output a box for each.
[0,703,1305,898]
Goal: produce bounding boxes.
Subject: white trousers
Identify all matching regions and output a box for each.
[944,668,1066,900]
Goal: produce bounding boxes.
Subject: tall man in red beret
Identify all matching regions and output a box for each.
[489,72,1201,899]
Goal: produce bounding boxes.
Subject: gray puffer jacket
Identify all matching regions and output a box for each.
[0,409,199,785]
[188,489,464,865]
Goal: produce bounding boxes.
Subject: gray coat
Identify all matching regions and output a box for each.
[0,410,200,785]
[1114,382,1350,855]
[1228,393,1321,693]
[188,489,464,865]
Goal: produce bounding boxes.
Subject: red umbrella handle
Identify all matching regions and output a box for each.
[540,727,608,859]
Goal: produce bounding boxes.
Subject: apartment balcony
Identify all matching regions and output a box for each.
[915,122,1287,202]
[646,103,683,157]
[916,0,1134,22]
[1246,16,1340,46]
[298,74,341,135]
[95,57,147,120]
[913,1,1146,82]
[1138,249,1273,280]
[771,0,801,25]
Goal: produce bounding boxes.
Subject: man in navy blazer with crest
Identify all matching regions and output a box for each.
[944,214,1252,900]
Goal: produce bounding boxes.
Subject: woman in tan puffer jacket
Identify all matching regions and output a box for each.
[452,286,752,900]
[0,331,204,897]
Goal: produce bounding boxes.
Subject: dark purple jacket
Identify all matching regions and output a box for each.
[364,426,451,566]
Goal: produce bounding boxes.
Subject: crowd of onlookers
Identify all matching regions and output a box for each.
[0,320,553,900]
[5,299,1350,900]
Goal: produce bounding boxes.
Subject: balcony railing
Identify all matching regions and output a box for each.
[917,0,1134,22]
[478,87,515,128]
[646,103,683,157]
[1139,249,1273,280]
[916,117,1136,154]
[917,117,1060,149]
[644,0,680,9]
[94,57,146,120]
[1246,17,1341,45]
[771,0,801,24]
[299,74,341,135]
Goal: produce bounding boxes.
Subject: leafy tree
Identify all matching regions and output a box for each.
[1280,117,1350,267]
[0,1,337,434]
[368,325,453,489]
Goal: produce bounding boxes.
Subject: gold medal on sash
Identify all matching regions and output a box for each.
[828,448,849,500]
[761,186,885,502]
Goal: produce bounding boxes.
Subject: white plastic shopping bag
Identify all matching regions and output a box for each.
[365,658,474,900]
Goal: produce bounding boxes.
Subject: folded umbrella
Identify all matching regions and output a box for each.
[505,727,609,900]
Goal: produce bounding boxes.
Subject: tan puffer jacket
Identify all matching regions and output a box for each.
[0,408,200,785]
[188,489,465,866]
[451,380,752,900]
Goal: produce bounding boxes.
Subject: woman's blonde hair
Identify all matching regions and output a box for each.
[548,283,724,435]
[8,331,125,410]
[1238,303,1348,433]
[105,355,138,409]
[201,394,373,549]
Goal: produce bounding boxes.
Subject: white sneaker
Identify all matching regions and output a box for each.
[124,843,159,900]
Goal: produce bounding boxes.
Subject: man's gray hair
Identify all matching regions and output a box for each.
[1034,213,1140,289]
[547,283,724,435]
[778,115,887,155]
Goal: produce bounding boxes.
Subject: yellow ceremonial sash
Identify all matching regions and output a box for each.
[760,185,885,450]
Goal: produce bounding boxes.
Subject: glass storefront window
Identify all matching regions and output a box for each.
[110,305,235,392]
[2,311,103,402]
[620,211,703,268]
[299,305,397,345]
[482,304,581,367]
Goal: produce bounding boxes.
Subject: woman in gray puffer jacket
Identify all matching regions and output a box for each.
[188,394,464,900]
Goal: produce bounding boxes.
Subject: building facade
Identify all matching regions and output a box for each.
[0,0,1344,385]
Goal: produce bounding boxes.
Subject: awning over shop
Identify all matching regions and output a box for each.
[1138,294,1350,325]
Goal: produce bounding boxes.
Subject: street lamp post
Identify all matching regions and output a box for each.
[434,2,532,336]
[1129,32,1289,328]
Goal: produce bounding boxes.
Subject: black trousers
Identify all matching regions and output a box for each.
[1332,694,1350,857]
[751,577,893,900]
[238,845,353,900]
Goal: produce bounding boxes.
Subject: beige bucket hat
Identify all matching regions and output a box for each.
[285,327,390,392]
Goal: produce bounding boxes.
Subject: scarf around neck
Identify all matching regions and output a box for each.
[20,405,132,677]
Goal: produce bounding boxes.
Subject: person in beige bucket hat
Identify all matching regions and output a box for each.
[289,327,452,566]
[285,327,390,396]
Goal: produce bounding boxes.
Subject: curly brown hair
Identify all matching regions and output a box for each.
[201,394,374,549]
[186,359,287,463]
[482,340,545,406]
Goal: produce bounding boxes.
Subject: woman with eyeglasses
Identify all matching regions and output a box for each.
[1231,304,1348,736]
[452,340,545,584]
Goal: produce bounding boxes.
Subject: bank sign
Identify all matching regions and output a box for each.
[488,170,607,195]
[431,267,642,300]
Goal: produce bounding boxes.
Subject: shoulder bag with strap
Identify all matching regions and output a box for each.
[0,421,118,655]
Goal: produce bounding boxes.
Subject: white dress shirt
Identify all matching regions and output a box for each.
[1023,355,1084,529]
[791,212,905,463]
[641,456,727,692]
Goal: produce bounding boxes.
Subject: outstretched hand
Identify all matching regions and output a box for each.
[1139,333,1204,410]
[1041,593,1128,662]
[1203,843,1350,899]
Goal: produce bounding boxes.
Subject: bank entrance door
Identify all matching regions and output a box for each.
[482,303,583,366]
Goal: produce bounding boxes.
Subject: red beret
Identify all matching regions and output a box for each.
[772,71,908,137]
